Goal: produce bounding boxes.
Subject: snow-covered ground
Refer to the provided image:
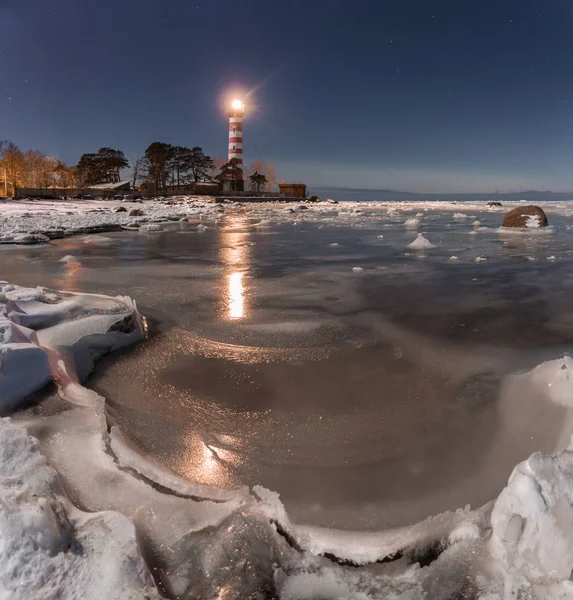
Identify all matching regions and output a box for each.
[2,195,573,245]
[3,197,573,598]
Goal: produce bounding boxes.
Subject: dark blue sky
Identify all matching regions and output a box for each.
[1,0,572,192]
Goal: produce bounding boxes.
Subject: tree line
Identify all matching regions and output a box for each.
[0,140,278,197]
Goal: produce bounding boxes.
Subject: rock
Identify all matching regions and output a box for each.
[502,205,548,228]
[115,206,127,213]
[129,209,144,217]
[487,201,503,207]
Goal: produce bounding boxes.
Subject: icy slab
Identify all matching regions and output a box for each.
[0,344,51,412]
[0,283,143,410]
[0,418,159,600]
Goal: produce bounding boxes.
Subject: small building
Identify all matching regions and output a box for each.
[87,181,132,196]
[279,183,306,198]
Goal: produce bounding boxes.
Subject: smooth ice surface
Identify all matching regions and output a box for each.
[4,201,573,531]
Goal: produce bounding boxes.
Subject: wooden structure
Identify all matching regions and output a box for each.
[279,183,306,198]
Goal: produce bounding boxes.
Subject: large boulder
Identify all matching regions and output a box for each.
[502,205,548,228]
[128,209,144,217]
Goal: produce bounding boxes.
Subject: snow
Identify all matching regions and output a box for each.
[525,214,542,228]
[408,233,436,249]
[0,418,159,600]
[404,217,420,228]
[490,444,573,587]
[352,266,364,272]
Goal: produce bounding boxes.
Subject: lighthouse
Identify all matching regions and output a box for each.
[228,99,245,191]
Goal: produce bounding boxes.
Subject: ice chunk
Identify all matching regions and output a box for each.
[404,217,421,228]
[0,344,52,412]
[408,234,435,249]
[449,256,458,261]
[12,233,50,244]
[491,446,573,583]
[524,356,573,408]
[58,255,79,263]
[352,266,364,272]
[139,223,163,232]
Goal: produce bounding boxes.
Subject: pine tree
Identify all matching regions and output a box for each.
[143,142,175,193]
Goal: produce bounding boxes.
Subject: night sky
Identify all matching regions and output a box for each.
[1,0,572,193]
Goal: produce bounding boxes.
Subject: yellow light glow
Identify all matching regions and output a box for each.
[231,99,244,111]
[228,272,244,319]
[220,224,251,320]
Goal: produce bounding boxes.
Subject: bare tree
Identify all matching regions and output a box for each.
[245,161,277,192]
[131,156,144,188]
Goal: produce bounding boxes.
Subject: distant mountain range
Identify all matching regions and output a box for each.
[309,187,573,203]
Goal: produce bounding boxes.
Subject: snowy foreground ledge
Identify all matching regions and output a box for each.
[3,282,573,598]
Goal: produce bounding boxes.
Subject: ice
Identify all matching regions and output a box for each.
[490,445,573,584]
[453,213,469,220]
[0,344,51,412]
[352,266,364,272]
[404,217,420,228]
[4,198,573,595]
[408,233,435,249]
[524,356,573,408]
[58,254,79,263]
[473,256,487,262]
[0,418,159,600]
[12,233,50,244]
[139,223,163,232]
[449,256,458,260]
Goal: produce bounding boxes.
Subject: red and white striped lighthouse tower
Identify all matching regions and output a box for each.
[228,99,245,191]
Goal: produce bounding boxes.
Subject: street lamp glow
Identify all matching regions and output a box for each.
[231,99,244,111]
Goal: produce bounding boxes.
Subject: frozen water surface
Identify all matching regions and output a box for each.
[3,205,573,534]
